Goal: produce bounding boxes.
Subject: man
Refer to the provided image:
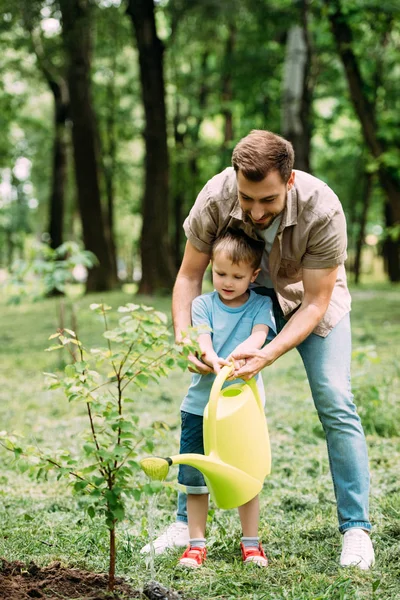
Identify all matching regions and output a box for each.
[142,130,374,570]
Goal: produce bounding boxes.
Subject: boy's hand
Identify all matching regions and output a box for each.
[225,356,246,379]
[202,353,229,375]
[176,335,213,375]
[188,353,214,374]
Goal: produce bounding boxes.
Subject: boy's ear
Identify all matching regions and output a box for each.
[251,268,261,283]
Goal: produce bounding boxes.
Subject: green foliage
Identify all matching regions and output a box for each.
[1,299,198,589]
[40,303,196,521]
[352,345,400,437]
[4,241,97,302]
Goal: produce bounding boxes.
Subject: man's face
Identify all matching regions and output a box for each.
[237,169,295,230]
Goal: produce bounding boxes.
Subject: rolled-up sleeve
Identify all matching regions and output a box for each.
[302,209,347,269]
[183,185,218,255]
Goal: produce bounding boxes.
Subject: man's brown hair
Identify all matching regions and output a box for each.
[211,228,264,270]
[232,130,294,183]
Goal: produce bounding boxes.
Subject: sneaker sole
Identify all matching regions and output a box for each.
[179,558,203,569]
[140,543,187,555]
[243,557,268,567]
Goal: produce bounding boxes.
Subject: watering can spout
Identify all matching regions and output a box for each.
[169,453,263,510]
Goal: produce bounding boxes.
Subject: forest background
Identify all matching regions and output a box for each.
[0,1,400,600]
[0,0,399,292]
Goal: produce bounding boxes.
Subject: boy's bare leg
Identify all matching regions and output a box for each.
[187,493,209,539]
[238,495,259,537]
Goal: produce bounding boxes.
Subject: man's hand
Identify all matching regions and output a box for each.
[230,347,275,380]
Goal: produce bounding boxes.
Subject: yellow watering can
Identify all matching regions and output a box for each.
[141,365,271,510]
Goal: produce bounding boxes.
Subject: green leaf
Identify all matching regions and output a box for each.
[112,506,125,521]
[136,374,148,386]
[87,506,96,519]
[43,372,58,380]
[64,364,76,377]
[45,344,64,352]
[131,489,141,501]
[63,328,76,337]
[154,311,168,324]
[74,480,89,492]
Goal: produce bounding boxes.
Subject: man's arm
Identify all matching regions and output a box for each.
[172,240,211,373]
[232,266,338,379]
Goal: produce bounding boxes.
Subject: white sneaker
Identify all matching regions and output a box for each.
[340,528,375,570]
[140,522,189,555]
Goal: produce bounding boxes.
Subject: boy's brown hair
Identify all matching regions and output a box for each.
[211,229,264,270]
[232,129,294,183]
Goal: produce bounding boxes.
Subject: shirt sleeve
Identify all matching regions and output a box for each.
[302,209,347,269]
[183,184,218,255]
[191,296,212,329]
[252,297,277,336]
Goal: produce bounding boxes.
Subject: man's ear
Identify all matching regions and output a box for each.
[287,170,295,191]
[251,268,261,283]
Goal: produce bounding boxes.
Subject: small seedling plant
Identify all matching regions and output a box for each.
[6,302,196,591]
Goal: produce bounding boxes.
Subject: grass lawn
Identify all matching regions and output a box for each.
[0,285,399,599]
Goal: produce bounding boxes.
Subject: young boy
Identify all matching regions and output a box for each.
[177,229,276,568]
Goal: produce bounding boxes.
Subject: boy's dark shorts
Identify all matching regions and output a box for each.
[178,411,209,494]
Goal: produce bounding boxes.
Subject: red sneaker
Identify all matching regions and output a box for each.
[240,542,268,567]
[178,545,207,568]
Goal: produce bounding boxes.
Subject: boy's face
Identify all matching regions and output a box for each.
[212,251,259,305]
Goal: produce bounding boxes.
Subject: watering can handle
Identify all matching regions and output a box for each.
[207,365,263,451]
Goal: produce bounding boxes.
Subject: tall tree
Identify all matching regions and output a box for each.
[126,0,175,294]
[326,0,400,280]
[282,0,313,172]
[59,0,118,291]
[21,3,69,250]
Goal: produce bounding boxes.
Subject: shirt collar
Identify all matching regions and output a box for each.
[278,186,298,232]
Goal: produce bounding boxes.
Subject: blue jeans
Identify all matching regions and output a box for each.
[176,290,371,533]
[178,411,208,494]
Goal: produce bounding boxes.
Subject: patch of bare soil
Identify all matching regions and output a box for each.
[0,559,142,600]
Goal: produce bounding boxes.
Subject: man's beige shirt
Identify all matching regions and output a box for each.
[183,167,351,337]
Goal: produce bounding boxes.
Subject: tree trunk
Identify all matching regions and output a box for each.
[20,10,69,252]
[383,204,400,282]
[326,0,400,233]
[221,24,236,148]
[171,51,209,269]
[126,0,175,294]
[48,83,69,250]
[172,97,185,271]
[102,60,119,286]
[282,0,312,172]
[353,172,373,284]
[108,525,116,592]
[59,0,116,292]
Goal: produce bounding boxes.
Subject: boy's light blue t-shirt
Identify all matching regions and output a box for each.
[181,290,276,416]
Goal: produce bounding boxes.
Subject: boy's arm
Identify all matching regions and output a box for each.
[228,324,269,358]
[198,333,229,374]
